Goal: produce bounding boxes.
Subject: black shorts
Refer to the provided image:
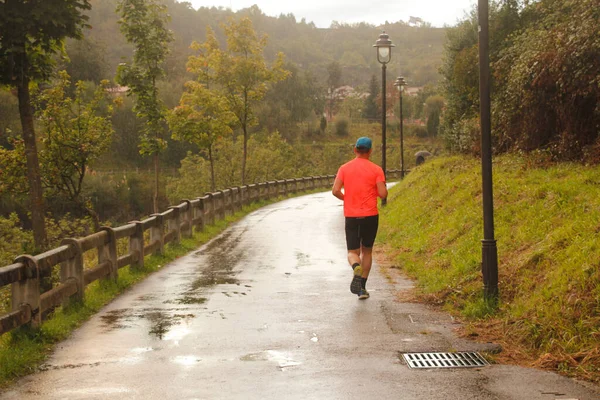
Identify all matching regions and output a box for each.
[345,215,379,250]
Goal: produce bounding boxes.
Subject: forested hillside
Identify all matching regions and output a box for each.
[78,0,445,88]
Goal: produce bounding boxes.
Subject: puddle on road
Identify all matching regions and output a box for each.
[100,309,131,330]
[101,308,195,340]
[135,294,156,302]
[131,347,155,354]
[164,296,208,305]
[172,355,202,367]
[295,251,311,268]
[189,229,247,292]
[240,350,301,371]
[191,273,240,289]
[58,387,133,396]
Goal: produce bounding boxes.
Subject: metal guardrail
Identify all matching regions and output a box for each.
[0,171,403,336]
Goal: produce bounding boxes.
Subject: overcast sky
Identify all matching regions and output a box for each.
[185,0,477,28]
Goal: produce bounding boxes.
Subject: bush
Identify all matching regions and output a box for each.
[320,115,327,133]
[334,117,350,137]
[410,125,429,138]
[85,170,157,222]
[166,153,212,204]
[0,213,33,267]
[441,117,480,154]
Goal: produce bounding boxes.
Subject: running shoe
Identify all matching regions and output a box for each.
[358,288,370,300]
[350,265,363,294]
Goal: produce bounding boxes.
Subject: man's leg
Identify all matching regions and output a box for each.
[347,249,361,268]
[357,216,378,299]
[360,246,373,278]
[345,218,364,294]
[348,249,363,294]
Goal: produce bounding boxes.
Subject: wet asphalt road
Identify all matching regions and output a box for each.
[2,191,600,399]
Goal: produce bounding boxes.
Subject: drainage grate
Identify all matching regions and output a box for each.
[402,352,489,369]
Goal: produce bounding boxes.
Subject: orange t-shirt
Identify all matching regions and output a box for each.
[336,157,385,217]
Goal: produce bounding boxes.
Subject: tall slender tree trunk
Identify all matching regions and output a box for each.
[153,153,159,214]
[17,76,47,250]
[208,145,215,192]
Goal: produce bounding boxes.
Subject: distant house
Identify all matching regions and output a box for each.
[106,85,128,95]
[405,86,423,96]
[333,85,368,100]
[409,16,424,27]
[324,85,369,120]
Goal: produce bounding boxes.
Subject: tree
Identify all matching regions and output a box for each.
[439,1,523,152]
[260,63,325,136]
[169,29,236,191]
[245,131,293,182]
[0,0,92,249]
[320,115,327,134]
[169,82,236,192]
[34,71,115,229]
[494,0,599,159]
[63,36,110,85]
[425,95,444,137]
[0,72,116,230]
[363,74,379,121]
[116,0,174,213]
[326,61,342,120]
[211,17,289,184]
[339,94,364,120]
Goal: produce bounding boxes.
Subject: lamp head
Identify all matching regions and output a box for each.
[394,76,407,92]
[374,31,394,64]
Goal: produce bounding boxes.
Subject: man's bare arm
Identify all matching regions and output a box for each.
[332,178,344,201]
[377,181,388,200]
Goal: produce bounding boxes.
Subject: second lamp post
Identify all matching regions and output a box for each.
[374,32,394,205]
[394,76,407,178]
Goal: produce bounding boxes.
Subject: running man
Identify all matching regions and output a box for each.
[332,137,388,299]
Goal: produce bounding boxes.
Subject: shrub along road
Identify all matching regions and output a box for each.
[2,191,599,399]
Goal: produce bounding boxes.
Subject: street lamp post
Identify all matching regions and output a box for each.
[394,76,407,178]
[478,0,499,302]
[374,32,394,205]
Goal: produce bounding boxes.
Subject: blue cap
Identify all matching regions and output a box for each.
[355,137,372,150]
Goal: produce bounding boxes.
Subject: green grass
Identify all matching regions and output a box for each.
[0,197,287,388]
[379,155,600,381]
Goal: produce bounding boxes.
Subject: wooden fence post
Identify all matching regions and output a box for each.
[248,184,255,202]
[205,193,215,225]
[233,187,241,213]
[12,255,41,327]
[168,206,181,244]
[197,197,206,232]
[150,214,164,255]
[214,191,224,220]
[60,238,85,304]
[181,200,193,238]
[224,189,233,215]
[99,227,118,281]
[239,186,246,207]
[129,221,145,270]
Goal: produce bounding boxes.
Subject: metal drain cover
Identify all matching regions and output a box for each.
[402,352,489,369]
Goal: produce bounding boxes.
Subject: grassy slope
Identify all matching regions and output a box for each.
[379,155,600,382]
